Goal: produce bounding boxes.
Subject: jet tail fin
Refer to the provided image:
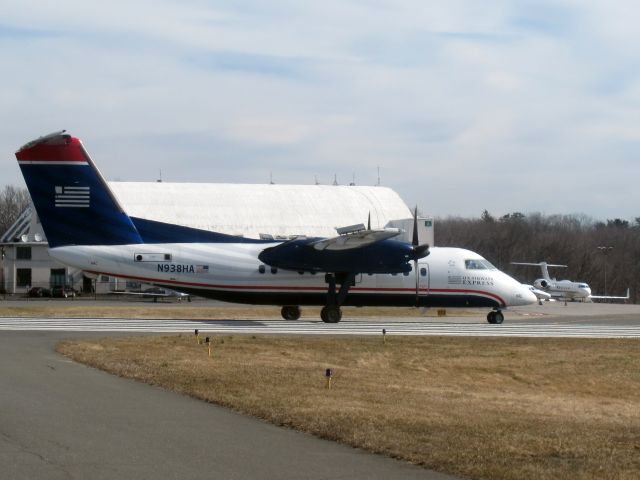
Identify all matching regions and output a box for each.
[511,261,567,281]
[16,131,143,247]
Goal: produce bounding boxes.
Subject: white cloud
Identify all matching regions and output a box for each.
[1,1,639,220]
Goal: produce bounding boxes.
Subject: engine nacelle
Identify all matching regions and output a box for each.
[534,279,549,289]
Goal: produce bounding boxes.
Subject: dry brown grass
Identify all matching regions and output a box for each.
[58,335,640,480]
[0,303,471,319]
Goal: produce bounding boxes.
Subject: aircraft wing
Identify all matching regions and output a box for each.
[589,288,630,300]
[259,227,428,275]
[110,289,190,299]
[312,228,401,251]
[523,284,552,300]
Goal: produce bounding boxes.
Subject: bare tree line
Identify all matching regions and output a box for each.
[0,185,30,237]
[435,211,639,302]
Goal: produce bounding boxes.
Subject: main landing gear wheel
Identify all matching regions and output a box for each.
[487,310,504,324]
[281,305,301,321]
[321,306,342,323]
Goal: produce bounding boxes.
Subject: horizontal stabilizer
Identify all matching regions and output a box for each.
[511,262,567,268]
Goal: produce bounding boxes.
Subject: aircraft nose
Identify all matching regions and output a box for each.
[513,283,538,306]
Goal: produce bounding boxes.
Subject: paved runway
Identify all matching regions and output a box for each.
[0,331,455,480]
[1,316,640,338]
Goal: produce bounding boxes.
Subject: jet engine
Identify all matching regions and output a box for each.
[534,279,549,289]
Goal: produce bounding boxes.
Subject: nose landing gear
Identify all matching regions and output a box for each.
[487,310,504,324]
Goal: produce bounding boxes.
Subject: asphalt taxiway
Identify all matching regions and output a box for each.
[0,331,455,480]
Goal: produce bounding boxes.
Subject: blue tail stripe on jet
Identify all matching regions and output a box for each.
[20,164,144,247]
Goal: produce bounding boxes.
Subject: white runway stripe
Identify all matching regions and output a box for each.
[1,317,640,338]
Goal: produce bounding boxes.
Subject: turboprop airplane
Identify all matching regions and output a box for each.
[16,131,536,324]
[512,262,630,302]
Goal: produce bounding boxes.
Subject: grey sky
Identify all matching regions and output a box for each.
[1,1,639,220]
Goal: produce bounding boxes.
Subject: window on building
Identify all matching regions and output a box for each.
[16,246,31,260]
[101,275,109,282]
[16,268,32,287]
[50,268,66,286]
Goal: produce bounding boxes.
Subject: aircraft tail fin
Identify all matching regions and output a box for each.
[16,131,143,247]
[511,261,567,281]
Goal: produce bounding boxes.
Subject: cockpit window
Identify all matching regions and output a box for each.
[464,259,497,270]
[577,283,589,289]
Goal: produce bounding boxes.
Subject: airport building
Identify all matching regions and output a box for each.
[0,182,433,295]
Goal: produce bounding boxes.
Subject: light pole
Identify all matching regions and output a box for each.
[597,246,613,296]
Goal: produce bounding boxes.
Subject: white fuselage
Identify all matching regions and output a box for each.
[50,243,537,309]
[533,278,592,301]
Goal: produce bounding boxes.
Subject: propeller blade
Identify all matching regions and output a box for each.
[412,206,419,246]
[415,259,419,307]
[367,212,371,230]
[412,206,422,306]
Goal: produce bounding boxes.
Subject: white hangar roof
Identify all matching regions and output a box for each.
[109,182,412,239]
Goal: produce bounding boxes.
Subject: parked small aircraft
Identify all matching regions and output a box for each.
[110,287,191,302]
[512,262,630,302]
[16,131,537,324]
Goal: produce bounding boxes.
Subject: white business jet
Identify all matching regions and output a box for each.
[16,131,536,324]
[512,262,629,302]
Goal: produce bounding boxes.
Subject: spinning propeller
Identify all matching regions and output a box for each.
[409,206,430,304]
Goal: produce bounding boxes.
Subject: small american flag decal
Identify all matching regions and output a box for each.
[196,265,209,274]
[55,186,90,208]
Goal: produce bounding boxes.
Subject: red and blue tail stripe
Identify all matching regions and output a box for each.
[16,131,143,248]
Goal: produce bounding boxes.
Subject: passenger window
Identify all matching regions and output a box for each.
[271,267,278,274]
[403,271,409,276]
[420,268,427,277]
[258,265,266,274]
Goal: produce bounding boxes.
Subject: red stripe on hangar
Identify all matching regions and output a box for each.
[16,135,89,164]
